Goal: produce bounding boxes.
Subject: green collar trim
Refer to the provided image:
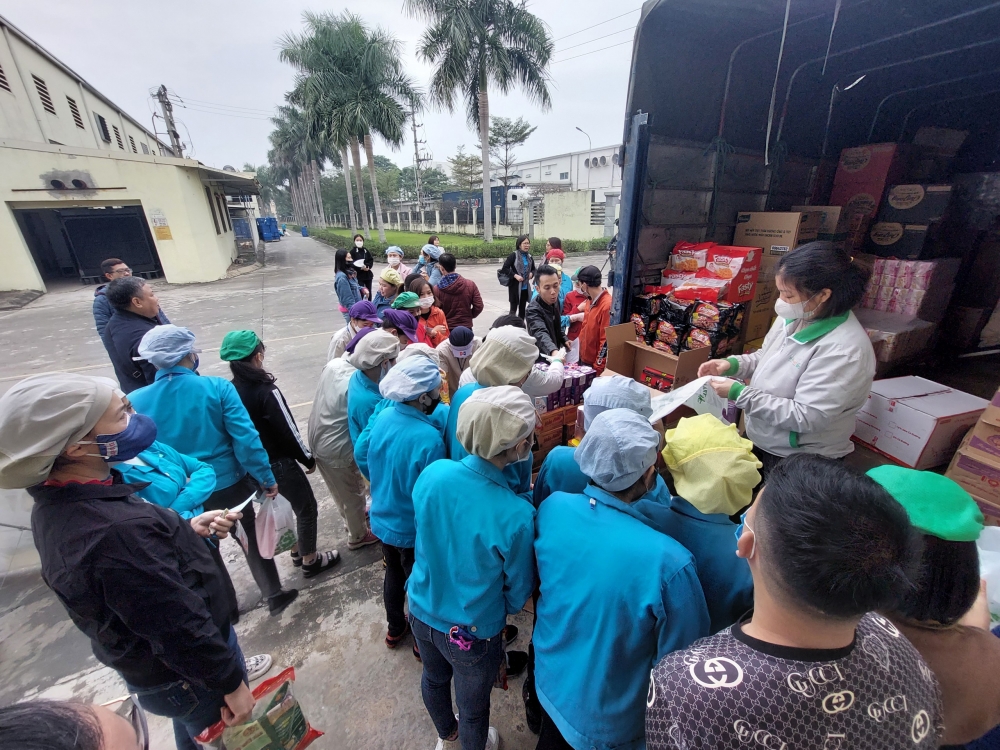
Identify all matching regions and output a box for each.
[789,311,849,344]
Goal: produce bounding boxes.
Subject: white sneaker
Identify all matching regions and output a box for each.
[433,714,460,750]
[485,726,500,750]
[245,653,273,681]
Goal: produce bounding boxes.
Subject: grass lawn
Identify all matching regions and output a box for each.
[360,230,492,247]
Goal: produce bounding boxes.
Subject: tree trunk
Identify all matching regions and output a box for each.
[299,172,312,227]
[311,159,327,227]
[290,177,302,225]
[342,146,357,231]
[305,170,319,227]
[350,136,371,240]
[478,84,493,242]
[364,133,387,243]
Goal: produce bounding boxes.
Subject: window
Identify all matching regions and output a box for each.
[128,135,137,153]
[112,125,124,149]
[66,96,84,128]
[559,171,569,180]
[0,63,11,93]
[206,187,221,234]
[32,75,56,115]
[216,194,231,232]
[141,142,150,155]
[94,113,111,142]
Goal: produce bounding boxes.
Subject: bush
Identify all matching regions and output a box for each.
[305,227,609,260]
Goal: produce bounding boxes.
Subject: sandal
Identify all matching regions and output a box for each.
[302,550,341,579]
[290,550,303,567]
[386,622,410,649]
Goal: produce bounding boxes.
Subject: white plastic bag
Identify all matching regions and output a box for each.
[978,526,1000,618]
[256,493,297,559]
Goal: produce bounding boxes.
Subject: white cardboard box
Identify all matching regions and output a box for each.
[853,376,989,469]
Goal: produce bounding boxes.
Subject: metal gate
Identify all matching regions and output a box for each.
[59,206,162,281]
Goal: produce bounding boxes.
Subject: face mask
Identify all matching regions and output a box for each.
[192,355,200,372]
[355,240,364,248]
[734,511,757,559]
[77,412,157,462]
[418,296,434,310]
[388,256,401,267]
[419,392,441,414]
[774,293,818,322]
[513,438,532,463]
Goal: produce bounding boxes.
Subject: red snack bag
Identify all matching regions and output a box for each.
[670,241,714,272]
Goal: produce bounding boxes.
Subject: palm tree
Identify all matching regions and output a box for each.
[269,105,329,227]
[280,12,418,243]
[406,0,552,242]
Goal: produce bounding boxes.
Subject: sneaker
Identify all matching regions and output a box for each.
[503,624,519,646]
[268,589,299,617]
[245,654,273,681]
[386,621,410,649]
[506,650,529,677]
[348,530,380,551]
[485,726,500,750]
[433,715,460,750]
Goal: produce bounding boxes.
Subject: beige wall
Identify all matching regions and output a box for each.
[0,139,238,291]
[540,190,605,241]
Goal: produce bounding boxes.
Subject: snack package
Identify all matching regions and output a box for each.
[672,277,732,302]
[653,320,683,352]
[704,245,754,279]
[633,293,662,317]
[195,668,323,750]
[670,241,713,272]
[659,295,695,325]
[681,327,735,358]
[640,366,675,392]
[689,301,745,332]
[631,313,650,342]
[661,270,697,289]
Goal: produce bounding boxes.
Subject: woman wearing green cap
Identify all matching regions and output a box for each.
[869,465,1000,746]
[391,292,431,345]
[221,330,341,579]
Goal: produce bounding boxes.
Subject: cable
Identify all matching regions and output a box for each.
[552,38,633,64]
[168,93,273,115]
[554,8,641,41]
[167,97,273,118]
[557,26,635,54]
[172,103,273,121]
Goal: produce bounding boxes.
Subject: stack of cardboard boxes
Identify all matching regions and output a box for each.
[946,386,1000,523]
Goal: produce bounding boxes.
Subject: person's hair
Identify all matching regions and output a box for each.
[609,472,652,504]
[404,272,423,289]
[439,253,457,273]
[535,264,559,286]
[892,535,980,625]
[335,248,352,274]
[228,342,275,385]
[428,235,439,245]
[100,257,125,276]
[353,233,364,244]
[106,276,147,311]
[775,241,871,317]
[756,454,920,620]
[547,237,562,249]
[491,314,526,330]
[409,277,433,297]
[515,234,530,251]
[0,700,103,750]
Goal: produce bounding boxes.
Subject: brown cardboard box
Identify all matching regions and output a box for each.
[964,388,1000,464]
[743,336,766,354]
[946,430,1000,507]
[865,223,932,259]
[733,212,820,273]
[604,324,710,391]
[792,205,848,238]
[878,185,952,224]
[829,144,913,252]
[744,279,778,341]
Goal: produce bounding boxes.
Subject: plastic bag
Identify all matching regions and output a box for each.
[977,526,1000,618]
[256,494,297,560]
[195,667,323,750]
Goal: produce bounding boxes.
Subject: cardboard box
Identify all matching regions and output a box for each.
[743,336,766,354]
[854,309,936,364]
[604,324,710,392]
[833,143,910,187]
[877,184,952,224]
[733,213,819,274]
[946,430,1000,507]
[792,205,848,238]
[965,388,1000,463]
[853,376,989,469]
[865,223,931,259]
[744,279,778,341]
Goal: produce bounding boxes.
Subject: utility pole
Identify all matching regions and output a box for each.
[156,85,184,158]
[410,111,424,211]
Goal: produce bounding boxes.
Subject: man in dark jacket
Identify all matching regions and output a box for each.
[94,258,169,353]
[0,373,257,750]
[104,277,163,393]
[525,264,568,358]
[433,252,484,330]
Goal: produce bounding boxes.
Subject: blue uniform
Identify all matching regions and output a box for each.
[634,495,754,635]
[446,382,531,495]
[534,486,709,750]
[367,402,447,548]
[118,440,217,519]
[407,455,536,639]
[532,444,673,509]
[347,369,383,445]
[130,367,275,490]
[354,398,448,481]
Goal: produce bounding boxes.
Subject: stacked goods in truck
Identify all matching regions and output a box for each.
[792,205,849,246]
[829,143,912,252]
[661,242,761,304]
[946,386,1000,511]
[858,256,960,322]
[633,284,746,359]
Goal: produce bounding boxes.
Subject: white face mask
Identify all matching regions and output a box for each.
[418,296,434,309]
[388,256,401,267]
[355,240,364,248]
[514,438,532,463]
[774,293,818,322]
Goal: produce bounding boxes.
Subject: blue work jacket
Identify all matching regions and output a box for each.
[634,495,754,635]
[367,402,447,548]
[532,444,673,509]
[130,366,275,490]
[354,398,448,481]
[118,441,216,519]
[334,271,363,310]
[534,485,709,750]
[446,382,531,495]
[407,455,536,639]
[347,370,383,445]
[372,291,396,318]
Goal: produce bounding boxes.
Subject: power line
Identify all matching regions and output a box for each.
[552,38,634,64]
[554,8,641,41]
[167,98,273,118]
[557,26,635,54]
[168,94,273,115]
[171,103,273,121]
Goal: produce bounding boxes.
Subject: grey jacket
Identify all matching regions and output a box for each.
[726,311,875,458]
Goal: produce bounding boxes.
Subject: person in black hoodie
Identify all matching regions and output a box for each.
[104,277,163,393]
[220,330,340,579]
[0,373,256,750]
[352,233,375,293]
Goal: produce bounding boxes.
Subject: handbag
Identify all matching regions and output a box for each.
[497,266,513,287]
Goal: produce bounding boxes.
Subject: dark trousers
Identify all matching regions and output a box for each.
[410,615,504,750]
[383,543,414,637]
[270,458,318,556]
[752,446,786,488]
[205,475,282,601]
[129,626,246,750]
[509,285,530,318]
[536,706,574,750]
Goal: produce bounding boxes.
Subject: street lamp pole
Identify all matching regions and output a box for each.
[575,126,592,192]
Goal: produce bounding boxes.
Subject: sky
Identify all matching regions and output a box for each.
[4,0,640,173]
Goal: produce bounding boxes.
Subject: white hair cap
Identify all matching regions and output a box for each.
[397,342,441,368]
[379,355,441,402]
[575,409,659,492]
[347,329,399,371]
[469,326,538,387]
[582,375,653,430]
[457,386,536,459]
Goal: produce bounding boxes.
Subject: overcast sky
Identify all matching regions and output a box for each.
[4,0,639,172]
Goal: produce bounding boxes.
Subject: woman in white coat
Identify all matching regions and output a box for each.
[700,242,875,479]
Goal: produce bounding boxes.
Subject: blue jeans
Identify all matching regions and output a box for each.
[410,615,504,750]
[128,627,247,750]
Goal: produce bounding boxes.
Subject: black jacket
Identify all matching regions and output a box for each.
[231,377,314,469]
[105,309,160,393]
[526,295,567,356]
[29,473,243,693]
[354,246,375,291]
[501,251,536,289]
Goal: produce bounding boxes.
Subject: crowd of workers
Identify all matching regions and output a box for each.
[0,237,999,750]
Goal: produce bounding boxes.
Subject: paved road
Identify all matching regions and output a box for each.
[0,233,611,749]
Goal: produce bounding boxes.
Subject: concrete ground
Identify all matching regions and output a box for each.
[0,233,610,749]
